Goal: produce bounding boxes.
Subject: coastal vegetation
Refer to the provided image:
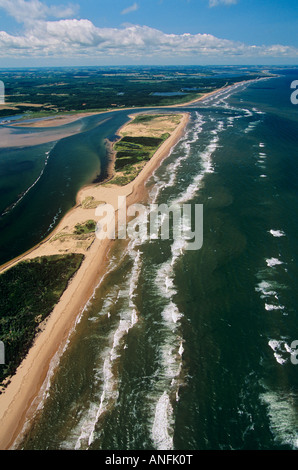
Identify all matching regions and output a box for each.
[0,254,84,388]
[74,220,97,235]
[112,135,169,184]
[110,113,182,185]
[0,66,266,118]
[81,196,104,209]
[49,220,97,252]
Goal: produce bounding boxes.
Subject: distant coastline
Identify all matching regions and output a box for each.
[3,77,262,131]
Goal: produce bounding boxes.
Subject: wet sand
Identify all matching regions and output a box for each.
[12,112,100,128]
[0,124,83,149]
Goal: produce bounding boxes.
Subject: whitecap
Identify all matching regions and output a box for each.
[149,113,205,204]
[151,392,174,451]
[260,389,298,449]
[72,248,143,449]
[269,230,286,238]
[268,340,287,364]
[161,302,183,326]
[255,281,277,298]
[266,258,283,267]
[265,304,285,311]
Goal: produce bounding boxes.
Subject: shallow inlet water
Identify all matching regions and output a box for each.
[4,71,298,450]
[0,111,140,265]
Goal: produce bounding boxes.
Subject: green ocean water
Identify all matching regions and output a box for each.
[4,71,298,450]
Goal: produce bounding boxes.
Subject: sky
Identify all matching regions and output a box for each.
[0,0,297,67]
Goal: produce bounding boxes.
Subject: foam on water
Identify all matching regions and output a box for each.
[169,121,224,207]
[256,280,279,299]
[149,111,235,450]
[144,114,214,450]
[265,303,285,312]
[256,270,288,316]
[1,147,54,217]
[260,389,298,449]
[244,120,261,134]
[149,112,205,204]
[150,301,184,450]
[46,207,62,234]
[269,230,286,238]
[161,302,183,328]
[266,257,284,268]
[268,340,292,365]
[88,286,119,323]
[150,236,188,449]
[65,249,143,450]
[152,391,174,450]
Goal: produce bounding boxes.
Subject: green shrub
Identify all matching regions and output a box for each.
[0,254,84,386]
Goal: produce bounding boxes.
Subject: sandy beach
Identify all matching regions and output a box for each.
[170,83,229,107]
[0,111,190,450]
[1,77,257,138]
[0,126,84,149]
[170,78,262,107]
[12,112,101,128]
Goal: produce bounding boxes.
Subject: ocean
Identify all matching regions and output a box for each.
[7,70,298,450]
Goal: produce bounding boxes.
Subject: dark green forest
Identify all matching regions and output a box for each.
[0,66,268,118]
[0,254,84,387]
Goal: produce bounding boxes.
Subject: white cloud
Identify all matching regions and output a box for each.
[0,0,78,23]
[121,2,139,15]
[209,0,238,7]
[0,1,297,61]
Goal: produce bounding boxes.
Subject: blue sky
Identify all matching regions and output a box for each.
[0,0,297,66]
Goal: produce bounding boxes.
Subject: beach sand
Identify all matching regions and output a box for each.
[167,78,265,108]
[12,112,100,128]
[0,124,84,149]
[0,76,259,136]
[0,111,190,450]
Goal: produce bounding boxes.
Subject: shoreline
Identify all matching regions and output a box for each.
[3,77,262,131]
[11,112,101,128]
[0,112,190,450]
